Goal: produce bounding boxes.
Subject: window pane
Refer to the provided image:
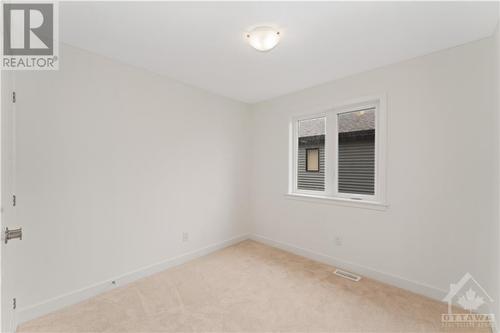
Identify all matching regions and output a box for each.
[298,118,325,191]
[338,109,375,195]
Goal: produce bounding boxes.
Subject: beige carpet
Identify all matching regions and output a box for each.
[18,240,489,333]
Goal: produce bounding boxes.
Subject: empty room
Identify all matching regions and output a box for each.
[1,1,500,332]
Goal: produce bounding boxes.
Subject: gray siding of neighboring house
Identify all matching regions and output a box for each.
[338,130,375,195]
[297,131,375,194]
[298,136,325,191]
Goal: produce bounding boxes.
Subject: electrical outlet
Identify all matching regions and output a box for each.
[335,236,343,246]
[182,232,189,242]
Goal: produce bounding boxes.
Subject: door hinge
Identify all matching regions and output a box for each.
[12,194,16,207]
[5,227,22,244]
[12,298,16,310]
[12,91,16,103]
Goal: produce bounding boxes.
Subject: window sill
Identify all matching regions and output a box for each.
[285,193,388,211]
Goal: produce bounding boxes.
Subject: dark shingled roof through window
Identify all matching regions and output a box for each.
[298,109,375,138]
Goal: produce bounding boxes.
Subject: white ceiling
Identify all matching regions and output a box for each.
[60,2,499,104]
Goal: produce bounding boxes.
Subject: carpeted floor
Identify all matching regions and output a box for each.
[18,240,490,332]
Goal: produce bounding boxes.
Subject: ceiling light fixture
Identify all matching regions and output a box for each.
[245,26,281,52]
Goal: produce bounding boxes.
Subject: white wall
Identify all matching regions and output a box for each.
[6,44,251,315]
[251,37,497,300]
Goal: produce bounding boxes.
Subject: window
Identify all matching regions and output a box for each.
[290,97,386,205]
[306,148,320,172]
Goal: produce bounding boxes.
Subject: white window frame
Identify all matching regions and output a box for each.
[288,95,387,209]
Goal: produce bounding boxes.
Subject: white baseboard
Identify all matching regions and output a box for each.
[15,234,249,328]
[250,234,448,302]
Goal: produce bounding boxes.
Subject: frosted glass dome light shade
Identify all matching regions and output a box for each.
[246,26,281,52]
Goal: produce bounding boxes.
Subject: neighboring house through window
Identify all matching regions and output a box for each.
[298,118,325,191]
[290,97,386,205]
[337,108,375,195]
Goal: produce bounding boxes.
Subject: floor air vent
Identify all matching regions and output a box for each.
[334,269,361,282]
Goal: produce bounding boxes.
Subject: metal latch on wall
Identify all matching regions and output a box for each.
[4,227,22,244]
